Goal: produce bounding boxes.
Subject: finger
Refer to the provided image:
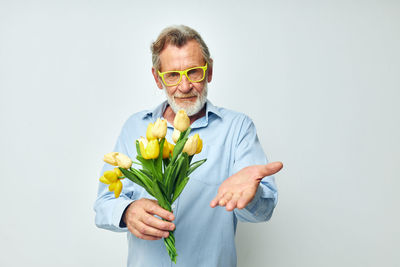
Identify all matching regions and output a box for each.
[210,196,220,208]
[135,220,170,238]
[130,227,163,240]
[226,193,241,211]
[142,213,175,231]
[236,189,254,209]
[257,161,283,179]
[210,191,224,208]
[219,192,233,206]
[145,200,175,221]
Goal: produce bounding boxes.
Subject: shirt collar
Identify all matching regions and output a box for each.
[142,100,222,126]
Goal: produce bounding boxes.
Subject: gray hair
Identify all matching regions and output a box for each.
[151,25,212,71]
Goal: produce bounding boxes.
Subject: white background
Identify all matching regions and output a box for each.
[1,0,399,266]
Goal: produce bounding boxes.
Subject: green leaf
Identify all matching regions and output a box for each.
[157,180,168,199]
[170,138,186,164]
[131,168,156,197]
[187,158,207,176]
[135,140,141,157]
[166,155,184,198]
[119,168,145,188]
[137,155,162,184]
[170,128,191,164]
[120,168,154,197]
[188,155,194,164]
[152,179,171,211]
[140,168,152,179]
[176,153,189,185]
[136,155,153,174]
[172,176,189,203]
[180,127,191,141]
[163,158,170,172]
[171,154,189,201]
[131,169,153,188]
[154,138,165,180]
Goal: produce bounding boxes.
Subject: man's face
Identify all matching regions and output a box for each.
[152,40,212,116]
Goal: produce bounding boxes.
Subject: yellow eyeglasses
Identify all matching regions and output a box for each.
[158,63,208,86]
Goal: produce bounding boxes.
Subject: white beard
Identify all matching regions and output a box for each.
[164,83,208,116]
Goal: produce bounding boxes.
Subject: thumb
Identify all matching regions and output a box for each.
[257,161,283,178]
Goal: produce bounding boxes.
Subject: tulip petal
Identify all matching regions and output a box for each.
[152,118,167,139]
[194,134,203,154]
[174,110,190,132]
[146,123,156,140]
[103,152,119,166]
[114,167,123,177]
[116,153,133,169]
[146,139,160,159]
[172,129,181,143]
[162,139,171,159]
[103,170,118,183]
[99,176,111,184]
[114,180,123,198]
[109,182,116,192]
[183,135,198,156]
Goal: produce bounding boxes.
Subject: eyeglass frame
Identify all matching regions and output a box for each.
[157,63,208,86]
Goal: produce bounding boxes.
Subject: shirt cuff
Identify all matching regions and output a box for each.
[112,197,134,230]
[244,185,264,213]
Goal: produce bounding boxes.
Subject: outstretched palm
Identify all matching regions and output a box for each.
[210,162,283,211]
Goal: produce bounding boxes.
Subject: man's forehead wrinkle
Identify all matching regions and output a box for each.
[159,41,204,71]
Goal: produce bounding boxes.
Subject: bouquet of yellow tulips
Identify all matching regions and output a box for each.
[99,110,206,263]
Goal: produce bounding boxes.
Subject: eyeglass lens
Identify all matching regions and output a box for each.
[164,68,205,85]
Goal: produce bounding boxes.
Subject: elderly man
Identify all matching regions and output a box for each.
[94,25,282,267]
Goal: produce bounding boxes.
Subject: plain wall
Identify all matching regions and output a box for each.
[1,0,399,266]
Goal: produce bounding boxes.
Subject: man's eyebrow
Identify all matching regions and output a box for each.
[181,63,207,70]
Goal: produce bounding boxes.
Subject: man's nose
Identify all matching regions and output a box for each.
[178,74,192,93]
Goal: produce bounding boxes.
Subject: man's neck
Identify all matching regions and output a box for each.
[163,105,206,126]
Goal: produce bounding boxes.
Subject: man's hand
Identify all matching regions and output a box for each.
[210,162,283,211]
[123,198,175,240]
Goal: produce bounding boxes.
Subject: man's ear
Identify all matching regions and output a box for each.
[152,67,164,89]
[207,59,213,83]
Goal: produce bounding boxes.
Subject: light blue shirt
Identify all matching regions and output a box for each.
[94,100,278,267]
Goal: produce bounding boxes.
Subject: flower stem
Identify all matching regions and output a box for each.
[164,232,178,263]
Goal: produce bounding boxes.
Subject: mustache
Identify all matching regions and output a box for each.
[173,92,199,98]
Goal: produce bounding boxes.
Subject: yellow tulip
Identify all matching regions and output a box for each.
[146,123,156,140]
[102,170,118,183]
[152,118,167,139]
[99,168,125,198]
[173,110,190,132]
[139,137,148,157]
[103,152,118,166]
[162,139,174,159]
[172,128,181,143]
[182,135,198,156]
[193,133,203,154]
[146,139,160,159]
[139,137,160,159]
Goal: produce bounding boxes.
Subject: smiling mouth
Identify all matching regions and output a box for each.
[175,96,197,101]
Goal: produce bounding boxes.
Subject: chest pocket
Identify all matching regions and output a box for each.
[188,144,231,186]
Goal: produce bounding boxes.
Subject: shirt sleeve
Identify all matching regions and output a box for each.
[93,123,137,232]
[232,115,278,223]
